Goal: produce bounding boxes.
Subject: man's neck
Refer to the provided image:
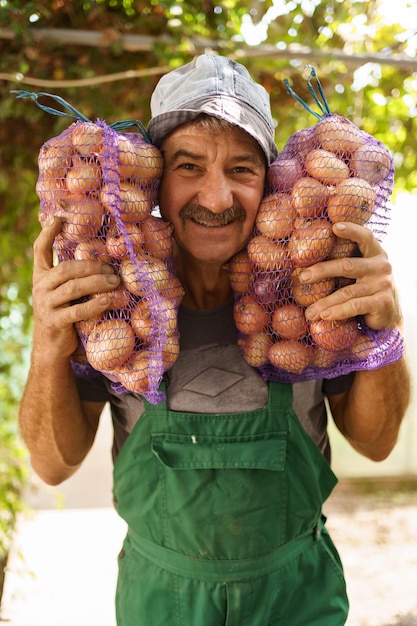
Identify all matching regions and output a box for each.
[174,250,233,310]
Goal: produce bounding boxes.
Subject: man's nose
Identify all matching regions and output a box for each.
[197,173,233,213]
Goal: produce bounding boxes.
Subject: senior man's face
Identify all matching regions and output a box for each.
[158,123,266,267]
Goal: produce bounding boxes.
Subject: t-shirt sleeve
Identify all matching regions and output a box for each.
[74,370,111,403]
[323,372,355,397]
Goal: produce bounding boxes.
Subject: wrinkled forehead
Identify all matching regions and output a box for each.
[160,117,267,164]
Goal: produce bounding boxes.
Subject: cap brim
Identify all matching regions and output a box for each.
[148,102,277,165]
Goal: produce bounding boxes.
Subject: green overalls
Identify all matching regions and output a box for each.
[113,381,349,625]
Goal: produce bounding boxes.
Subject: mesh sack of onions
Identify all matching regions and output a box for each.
[228,69,404,383]
[16,92,181,404]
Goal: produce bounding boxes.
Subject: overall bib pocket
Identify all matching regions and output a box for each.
[151,428,288,559]
[151,431,287,469]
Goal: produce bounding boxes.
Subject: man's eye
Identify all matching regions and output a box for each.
[178,162,197,170]
[233,166,257,176]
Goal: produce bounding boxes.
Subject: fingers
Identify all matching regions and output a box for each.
[44,289,115,329]
[33,216,63,275]
[332,221,382,257]
[305,282,390,326]
[30,216,125,360]
[32,260,120,323]
[298,222,401,330]
[32,215,121,336]
[44,264,120,315]
[33,215,120,300]
[31,257,121,358]
[305,288,401,330]
[299,223,381,283]
[44,256,120,293]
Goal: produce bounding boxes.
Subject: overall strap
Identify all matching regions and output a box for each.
[267,381,293,410]
[142,381,168,415]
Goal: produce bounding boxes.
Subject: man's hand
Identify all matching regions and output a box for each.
[32,216,121,360]
[298,222,401,331]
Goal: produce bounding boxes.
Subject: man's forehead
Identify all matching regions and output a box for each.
[161,124,265,161]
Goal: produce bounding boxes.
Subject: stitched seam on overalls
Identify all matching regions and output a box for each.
[318,532,347,584]
[158,452,171,544]
[126,524,318,582]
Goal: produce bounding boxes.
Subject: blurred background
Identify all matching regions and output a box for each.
[1,1,417,624]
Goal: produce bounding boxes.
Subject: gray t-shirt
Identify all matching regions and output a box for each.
[75,301,354,461]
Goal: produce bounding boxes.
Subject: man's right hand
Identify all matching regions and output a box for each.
[32,216,120,360]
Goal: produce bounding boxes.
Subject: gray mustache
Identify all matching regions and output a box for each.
[179,204,246,225]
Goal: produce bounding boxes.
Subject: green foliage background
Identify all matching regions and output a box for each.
[0,0,416,564]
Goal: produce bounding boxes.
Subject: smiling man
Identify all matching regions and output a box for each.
[157,119,266,308]
[19,54,410,625]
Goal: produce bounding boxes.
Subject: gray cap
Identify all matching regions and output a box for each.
[147,54,278,165]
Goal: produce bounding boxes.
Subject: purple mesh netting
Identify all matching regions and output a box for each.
[37,119,182,403]
[38,113,404,391]
[228,114,404,382]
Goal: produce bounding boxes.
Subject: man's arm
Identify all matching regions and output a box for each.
[328,357,410,461]
[19,216,120,485]
[301,221,411,461]
[19,357,106,485]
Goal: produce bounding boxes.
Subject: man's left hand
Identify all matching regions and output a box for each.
[299,222,402,331]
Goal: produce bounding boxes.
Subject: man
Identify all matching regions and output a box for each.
[19,54,410,625]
